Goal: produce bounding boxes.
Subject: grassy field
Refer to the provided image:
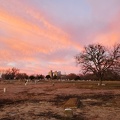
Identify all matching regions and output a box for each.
[0,80,120,120]
[2,79,120,88]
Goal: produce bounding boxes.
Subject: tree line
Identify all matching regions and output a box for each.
[1,68,44,80]
[0,43,119,82]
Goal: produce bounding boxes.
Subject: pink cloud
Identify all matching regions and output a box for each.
[1,0,119,75]
[0,7,82,53]
[0,4,82,75]
[94,32,120,47]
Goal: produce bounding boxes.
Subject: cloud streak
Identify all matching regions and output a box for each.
[0,0,120,75]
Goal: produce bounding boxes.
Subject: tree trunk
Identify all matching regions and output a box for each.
[99,75,103,86]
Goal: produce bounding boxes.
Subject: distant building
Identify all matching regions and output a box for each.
[48,70,61,79]
[53,71,57,76]
[57,71,61,79]
[57,71,61,75]
[48,70,53,78]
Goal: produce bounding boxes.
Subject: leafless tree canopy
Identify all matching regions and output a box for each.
[75,44,120,84]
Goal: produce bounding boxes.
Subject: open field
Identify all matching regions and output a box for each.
[0,80,120,120]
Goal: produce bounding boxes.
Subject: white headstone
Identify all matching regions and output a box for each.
[3,88,6,93]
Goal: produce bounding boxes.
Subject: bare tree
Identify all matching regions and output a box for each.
[2,67,19,80]
[111,44,120,75]
[75,44,120,85]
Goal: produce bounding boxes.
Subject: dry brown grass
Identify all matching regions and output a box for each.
[0,80,120,120]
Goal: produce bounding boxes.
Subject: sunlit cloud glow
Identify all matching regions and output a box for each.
[0,0,120,75]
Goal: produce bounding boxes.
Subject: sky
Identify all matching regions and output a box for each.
[0,0,120,75]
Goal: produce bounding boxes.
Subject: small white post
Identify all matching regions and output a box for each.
[25,81,27,86]
[3,88,6,93]
[98,83,100,86]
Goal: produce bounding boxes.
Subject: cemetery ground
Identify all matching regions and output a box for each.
[0,80,120,120]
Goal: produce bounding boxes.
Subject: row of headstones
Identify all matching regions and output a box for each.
[3,81,55,93]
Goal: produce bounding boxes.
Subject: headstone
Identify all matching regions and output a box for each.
[25,81,28,86]
[102,83,105,86]
[3,87,6,93]
[64,108,73,118]
[98,83,100,86]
